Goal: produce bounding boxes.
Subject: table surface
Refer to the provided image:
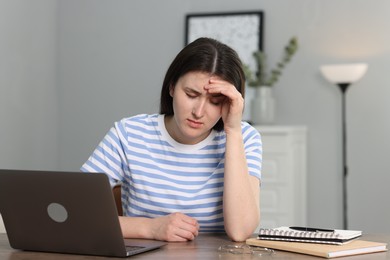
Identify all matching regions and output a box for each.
[0,233,389,259]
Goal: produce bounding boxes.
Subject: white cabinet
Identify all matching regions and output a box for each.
[254,126,307,231]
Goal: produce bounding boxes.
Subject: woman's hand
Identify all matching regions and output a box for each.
[204,77,244,132]
[150,212,199,242]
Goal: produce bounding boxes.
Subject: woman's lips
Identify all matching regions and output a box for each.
[187,119,203,128]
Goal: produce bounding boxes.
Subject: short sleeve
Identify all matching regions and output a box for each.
[242,122,262,182]
[80,121,129,187]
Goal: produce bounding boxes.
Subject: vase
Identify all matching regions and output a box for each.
[250,87,275,125]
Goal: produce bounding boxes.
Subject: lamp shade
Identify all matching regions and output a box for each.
[320,63,368,84]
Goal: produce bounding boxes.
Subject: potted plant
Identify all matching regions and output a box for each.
[244,36,298,87]
[244,36,298,124]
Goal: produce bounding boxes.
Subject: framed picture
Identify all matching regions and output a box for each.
[186,11,263,65]
[185,11,264,120]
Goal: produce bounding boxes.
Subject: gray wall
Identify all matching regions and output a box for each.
[0,0,59,170]
[2,0,390,233]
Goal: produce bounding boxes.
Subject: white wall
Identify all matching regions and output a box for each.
[2,0,390,234]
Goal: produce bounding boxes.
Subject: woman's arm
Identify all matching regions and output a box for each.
[205,78,260,242]
[119,213,199,242]
[223,130,260,242]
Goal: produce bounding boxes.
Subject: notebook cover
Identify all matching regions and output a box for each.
[246,238,387,258]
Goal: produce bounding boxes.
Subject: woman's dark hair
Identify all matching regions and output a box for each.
[159,37,246,131]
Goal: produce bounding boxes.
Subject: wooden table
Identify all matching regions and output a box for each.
[0,233,389,259]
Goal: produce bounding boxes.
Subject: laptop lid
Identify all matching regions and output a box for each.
[0,169,165,257]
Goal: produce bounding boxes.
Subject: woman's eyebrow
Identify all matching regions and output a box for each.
[184,87,202,95]
[184,87,224,98]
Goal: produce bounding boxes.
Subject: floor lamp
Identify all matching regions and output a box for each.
[320,63,368,230]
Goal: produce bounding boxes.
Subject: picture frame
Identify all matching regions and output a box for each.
[185,11,264,121]
[185,11,264,66]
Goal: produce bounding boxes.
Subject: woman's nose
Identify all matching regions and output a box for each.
[192,99,206,118]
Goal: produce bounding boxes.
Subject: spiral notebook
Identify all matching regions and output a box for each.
[258,226,362,245]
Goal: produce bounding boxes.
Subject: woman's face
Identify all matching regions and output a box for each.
[166,71,225,145]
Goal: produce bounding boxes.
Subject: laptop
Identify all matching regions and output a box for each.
[0,169,166,257]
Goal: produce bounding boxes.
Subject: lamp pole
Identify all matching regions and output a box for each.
[320,63,368,231]
[338,82,350,230]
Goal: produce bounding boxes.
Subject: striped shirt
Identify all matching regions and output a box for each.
[81,114,262,232]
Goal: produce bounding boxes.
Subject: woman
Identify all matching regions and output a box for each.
[81,37,262,242]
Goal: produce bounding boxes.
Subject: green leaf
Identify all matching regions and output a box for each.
[242,36,298,87]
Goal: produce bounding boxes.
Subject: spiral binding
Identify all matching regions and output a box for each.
[259,228,340,239]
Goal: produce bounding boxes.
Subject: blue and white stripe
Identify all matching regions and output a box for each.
[81,114,262,232]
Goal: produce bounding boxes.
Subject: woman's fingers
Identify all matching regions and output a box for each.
[204,78,244,129]
[152,212,199,242]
